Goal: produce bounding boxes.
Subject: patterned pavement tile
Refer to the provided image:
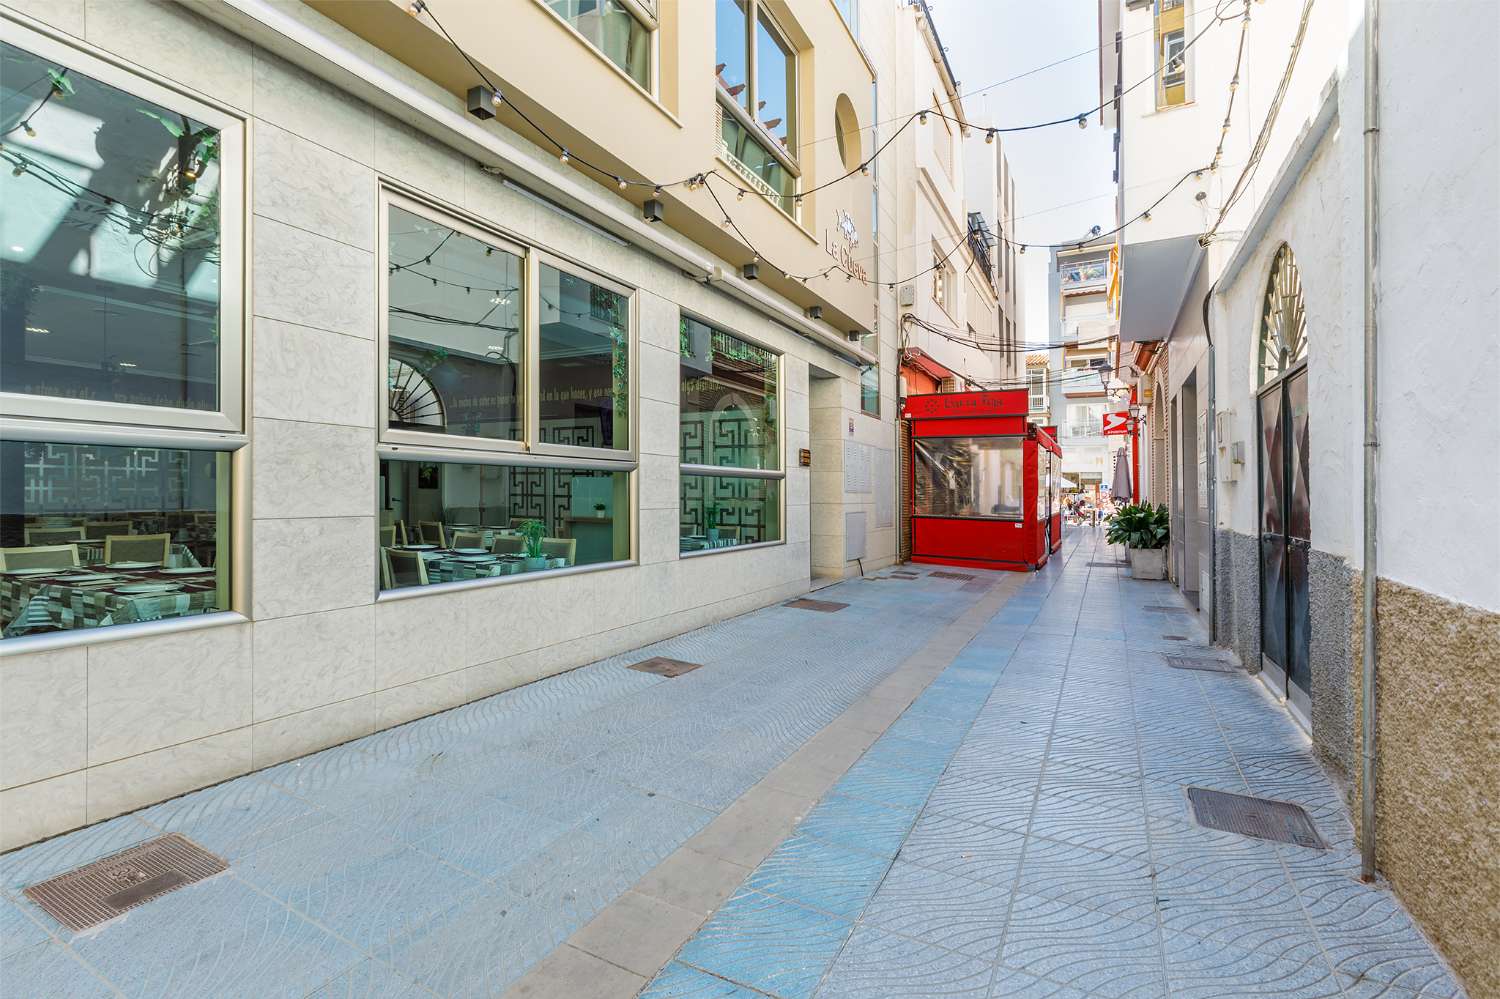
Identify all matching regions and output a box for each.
[1013,836,1157,914]
[813,925,994,998]
[1,941,121,998]
[407,797,573,881]
[1161,931,1343,999]
[896,813,1027,887]
[862,734,959,777]
[382,886,553,998]
[798,793,921,858]
[0,894,53,958]
[639,961,768,998]
[744,833,892,919]
[987,966,1093,999]
[675,888,852,999]
[998,892,1167,999]
[856,861,1009,958]
[923,775,1035,833]
[135,777,331,862]
[303,958,435,998]
[833,758,945,811]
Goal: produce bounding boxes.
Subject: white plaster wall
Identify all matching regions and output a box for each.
[0,0,878,849]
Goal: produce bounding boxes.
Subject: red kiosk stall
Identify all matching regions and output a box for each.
[902,389,1063,572]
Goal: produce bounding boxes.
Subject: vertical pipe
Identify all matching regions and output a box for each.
[1360,0,1381,884]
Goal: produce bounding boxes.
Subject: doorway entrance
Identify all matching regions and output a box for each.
[1257,367,1310,718]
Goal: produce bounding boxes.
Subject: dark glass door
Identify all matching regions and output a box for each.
[1257,370,1311,711]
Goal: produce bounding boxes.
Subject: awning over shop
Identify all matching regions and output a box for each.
[900,347,959,384]
[1118,235,1205,343]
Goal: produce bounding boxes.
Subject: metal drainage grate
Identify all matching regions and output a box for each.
[1086,561,1129,568]
[1165,654,1236,674]
[930,571,975,580]
[1145,604,1194,614]
[24,834,226,932]
[960,579,992,592]
[1162,634,1190,641]
[628,656,704,678]
[1186,787,1326,849]
[784,598,849,613]
[889,571,921,579]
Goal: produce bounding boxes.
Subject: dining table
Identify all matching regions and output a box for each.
[0,563,220,637]
[391,543,570,585]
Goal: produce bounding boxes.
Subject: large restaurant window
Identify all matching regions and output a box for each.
[545,1,652,91]
[378,457,629,591]
[0,26,245,643]
[913,437,1023,520]
[378,189,636,594]
[0,442,231,638]
[679,316,783,552]
[715,0,799,216]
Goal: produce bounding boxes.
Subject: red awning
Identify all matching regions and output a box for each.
[900,348,959,384]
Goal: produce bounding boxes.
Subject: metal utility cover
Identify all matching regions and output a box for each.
[628,656,704,678]
[24,834,226,932]
[930,571,975,580]
[1086,561,1129,568]
[1165,654,1236,674]
[785,598,849,612]
[1162,634,1189,641]
[1186,787,1326,849]
[960,579,992,592]
[1145,604,1193,614]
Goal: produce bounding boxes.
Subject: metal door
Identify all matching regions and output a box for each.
[1257,368,1311,713]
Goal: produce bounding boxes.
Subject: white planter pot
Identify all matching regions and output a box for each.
[1129,546,1167,580]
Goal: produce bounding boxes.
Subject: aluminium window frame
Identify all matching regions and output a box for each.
[0,17,246,436]
[377,185,639,466]
[714,0,801,195]
[677,310,786,558]
[536,0,659,98]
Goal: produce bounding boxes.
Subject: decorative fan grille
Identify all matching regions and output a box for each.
[1257,244,1307,386]
[388,358,444,428]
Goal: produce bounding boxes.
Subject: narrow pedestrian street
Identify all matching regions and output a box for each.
[0,530,1460,998]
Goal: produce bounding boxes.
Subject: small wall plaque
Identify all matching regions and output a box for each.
[799,448,812,467]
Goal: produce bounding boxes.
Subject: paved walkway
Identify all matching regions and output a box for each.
[640,533,1466,999]
[0,530,1465,998]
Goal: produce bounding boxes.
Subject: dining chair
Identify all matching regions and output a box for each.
[382,548,429,589]
[451,530,485,549]
[717,526,742,543]
[85,521,132,540]
[104,533,171,565]
[378,524,397,548]
[540,537,577,564]
[418,521,447,547]
[22,526,85,546]
[0,545,79,570]
[491,534,525,556]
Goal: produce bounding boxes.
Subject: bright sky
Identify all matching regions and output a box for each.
[927,0,1117,343]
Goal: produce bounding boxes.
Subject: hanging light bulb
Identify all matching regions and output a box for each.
[1019,244,1026,255]
[736,189,746,201]
[652,185,662,197]
[21,122,35,138]
[860,162,869,176]
[558,149,570,164]
[616,176,627,190]
[1076,114,1088,130]
[918,111,928,125]
[721,217,732,228]
[491,89,504,109]
[985,129,996,145]
[1143,211,1152,222]
[407,0,425,15]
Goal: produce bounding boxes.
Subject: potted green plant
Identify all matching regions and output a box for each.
[1105,502,1170,580]
[705,504,721,544]
[518,518,547,571]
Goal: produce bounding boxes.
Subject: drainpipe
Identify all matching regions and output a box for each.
[1360,0,1382,885]
[1201,283,1218,644]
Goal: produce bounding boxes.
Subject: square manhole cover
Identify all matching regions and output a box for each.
[930,571,975,580]
[1186,787,1326,849]
[1165,654,1236,674]
[628,656,703,678]
[784,598,848,612]
[24,834,226,932]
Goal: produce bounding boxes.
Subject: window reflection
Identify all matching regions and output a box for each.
[715,0,749,108]
[755,11,795,149]
[538,264,629,451]
[546,0,651,90]
[0,41,222,410]
[679,474,780,552]
[680,318,778,471]
[0,441,230,638]
[720,114,793,213]
[387,205,523,442]
[378,458,629,590]
[913,437,1023,520]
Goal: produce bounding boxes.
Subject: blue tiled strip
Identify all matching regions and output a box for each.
[643,611,1026,999]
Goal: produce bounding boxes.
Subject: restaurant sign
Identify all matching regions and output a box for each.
[901,389,1028,420]
[824,209,868,283]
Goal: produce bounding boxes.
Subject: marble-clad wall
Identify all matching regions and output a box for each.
[0,0,854,849]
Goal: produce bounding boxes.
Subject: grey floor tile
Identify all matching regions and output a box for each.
[857,861,1009,959]
[813,924,994,998]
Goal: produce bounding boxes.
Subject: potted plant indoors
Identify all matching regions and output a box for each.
[705,504,721,544]
[518,518,547,571]
[1106,502,1170,580]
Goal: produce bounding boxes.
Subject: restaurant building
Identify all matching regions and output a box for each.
[0,0,894,848]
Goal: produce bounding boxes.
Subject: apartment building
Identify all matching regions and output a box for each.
[1102,0,1499,990]
[0,0,896,849]
[1045,240,1116,498]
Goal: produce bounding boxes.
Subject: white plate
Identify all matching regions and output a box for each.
[115,583,183,595]
[55,573,115,583]
[398,544,438,551]
[456,554,497,563]
[1,567,56,577]
[160,567,213,576]
[452,548,488,555]
[104,561,157,570]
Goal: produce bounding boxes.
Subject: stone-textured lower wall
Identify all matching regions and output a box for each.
[1358,578,1500,997]
[1214,528,1261,671]
[1307,550,1356,789]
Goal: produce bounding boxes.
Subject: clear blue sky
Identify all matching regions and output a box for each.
[927,0,1117,341]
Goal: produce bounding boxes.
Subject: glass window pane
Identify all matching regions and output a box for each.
[547,1,651,91]
[720,113,793,214]
[387,204,523,442]
[715,0,749,108]
[1,42,222,411]
[755,12,795,150]
[378,457,629,590]
[680,473,780,551]
[860,364,879,416]
[0,441,231,638]
[913,436,1023,520]
[679,318,778,470]
[538,263,629,451]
